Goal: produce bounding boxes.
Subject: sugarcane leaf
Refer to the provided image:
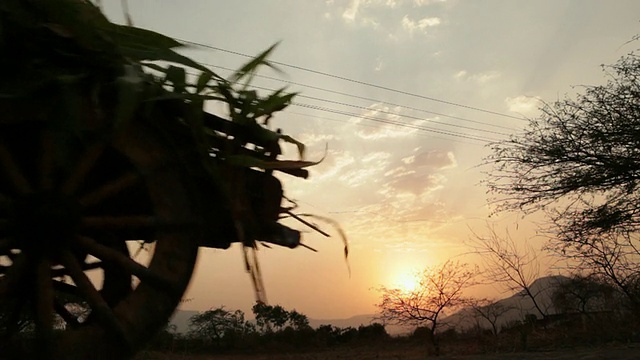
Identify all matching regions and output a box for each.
[225,155,323,170]
[196,71,213,93]
[164,65,187,93]
[277,134,306,159]
[229,42,279,84]
[103,23,184,50]
[255,91,297,118]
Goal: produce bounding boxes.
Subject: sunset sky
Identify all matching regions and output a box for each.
[102,1,640,319]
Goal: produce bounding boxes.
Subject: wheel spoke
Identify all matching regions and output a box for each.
[0,297,24,339]
[0,143,32,194]
[40,130,55,191]
[81,215,156,229]
[34,258,54,353]
[61,142,107,196]
[59,250,129,344]
[78,171,141,207]
[75,236,179,294]
[54,299,80,329]
[0,253,30,297]
[52,279,82,297]
[52,261,104,278]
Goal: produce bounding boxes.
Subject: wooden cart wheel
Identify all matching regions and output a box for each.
[0,113,202,359]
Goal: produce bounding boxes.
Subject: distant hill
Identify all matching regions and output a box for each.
[168,275,569,336]
[443,275,569,331]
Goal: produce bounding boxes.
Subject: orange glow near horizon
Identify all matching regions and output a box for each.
[394,271,419,293]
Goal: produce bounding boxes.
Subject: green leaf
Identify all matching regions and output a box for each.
[120,44,219,80]
[102,23,184,50]
[225,155,323,170]
[164,65,187,93]
[196,71,213,93]
[255,91,297,118]
[278,134,307,159]
[229,42,280,84]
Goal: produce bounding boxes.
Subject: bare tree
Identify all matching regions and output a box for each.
[484,48,640,313]
[465,298,513,336]
[469,225,549,320]
[376,260,478,355]
[551,274,618,315]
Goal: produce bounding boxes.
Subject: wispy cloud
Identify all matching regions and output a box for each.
[454,69,501,84]
[349,103,427,140]
[401,15,441,34]
[342,0,361,22]
[505,95,541,116]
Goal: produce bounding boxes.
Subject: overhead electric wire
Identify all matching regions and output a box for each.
[247,83,510,137]
[287,111,488,146]
[177,38,529,122]
[293,102,498,143]
[295,93,510,137]
[201,63,520,132]
[179,68,505,143]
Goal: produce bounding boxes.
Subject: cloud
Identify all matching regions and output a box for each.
[374,57,384,71]
[454,70,501,84]
[401,15,441,34]
[414,0,447,6]
[309,150,356,182]
[338,151,391,187]
[402,149,457,169]
[454,70,467,80]
[342,198,458,251]
[342,0,361,22]
[350,103,426,140]
[505,95,541,115]
[381,148,456,197]
[330,0,446,35]
[296,132,338,147]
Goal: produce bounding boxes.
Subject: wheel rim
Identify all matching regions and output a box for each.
[0,117,200,359]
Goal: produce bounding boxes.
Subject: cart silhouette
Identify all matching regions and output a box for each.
[0,1,318,358]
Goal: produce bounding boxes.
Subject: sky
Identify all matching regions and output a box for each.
[101,0,640,319]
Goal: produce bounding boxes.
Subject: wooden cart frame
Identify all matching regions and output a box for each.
[0,1,318,358]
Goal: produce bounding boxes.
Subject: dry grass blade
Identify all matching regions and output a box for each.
[293,213,350,276]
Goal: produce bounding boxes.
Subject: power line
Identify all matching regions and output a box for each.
[201,63,520,132]
[245,82,509,137]
[287,111,487,146]
[295,93,510,137]
[179,68,503,143]
[177,38,528,122]
[180,68,505,143]
[293,102,498,143]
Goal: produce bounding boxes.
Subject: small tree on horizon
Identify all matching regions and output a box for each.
[187,306,249,345]
[376,260,479,356]
[464,298,514,337]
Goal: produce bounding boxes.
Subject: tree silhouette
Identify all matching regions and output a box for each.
[465,298,513,337]
[188,307,248,345]
[376,260,478,356]
[469,225,549,320]
[252,302,289,333]
[486,47,640,313]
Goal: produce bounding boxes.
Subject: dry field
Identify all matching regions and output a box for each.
[136,343,640,360]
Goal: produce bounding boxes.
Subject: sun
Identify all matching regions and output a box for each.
[395,272,419,293]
